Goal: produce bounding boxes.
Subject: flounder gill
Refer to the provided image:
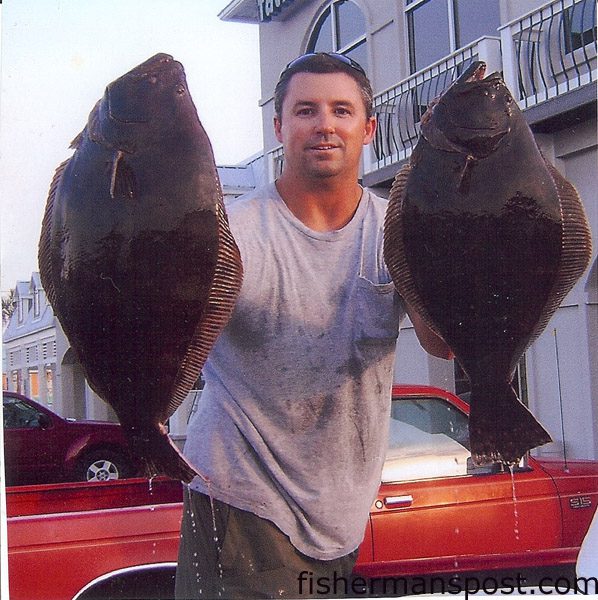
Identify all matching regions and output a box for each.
[39,54,243,482]
[384,61,592,465]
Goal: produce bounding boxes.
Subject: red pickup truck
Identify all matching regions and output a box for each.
[6,385,598,599]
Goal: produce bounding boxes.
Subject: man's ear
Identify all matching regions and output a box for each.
[274,115,283,144]
[363,115,377,145]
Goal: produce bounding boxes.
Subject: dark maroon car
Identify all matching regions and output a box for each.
[3,391,136,485]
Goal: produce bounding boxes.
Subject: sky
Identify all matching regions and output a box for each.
[0,0,264,293]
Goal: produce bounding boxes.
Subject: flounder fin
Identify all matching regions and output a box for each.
[69,129,85,150]
[163,194,243,422]
[526,160,593,348]
[127,423,206,484]
[384,163,442,336]
[420,99,462,153]
[70,100,102,149]
[469,384,552,466]
[110,150,136,199]
[38,158,70,310]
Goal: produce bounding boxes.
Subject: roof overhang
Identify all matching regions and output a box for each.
[219,0,259,23]
[219,0,303,24]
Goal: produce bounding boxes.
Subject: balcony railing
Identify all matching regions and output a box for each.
[265,0,596,184]
[500,0,596,108]
[265,145,284,182]
[367,37,502,176]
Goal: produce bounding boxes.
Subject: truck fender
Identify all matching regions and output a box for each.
[73,562,177,600]
[64,433,93,470]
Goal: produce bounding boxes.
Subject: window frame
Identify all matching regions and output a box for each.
[306,0,368,62]
[405,0,501,73]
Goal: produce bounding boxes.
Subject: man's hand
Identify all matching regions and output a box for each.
[406,303,454,360]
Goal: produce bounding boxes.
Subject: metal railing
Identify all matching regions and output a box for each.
[500,0,597,108]
[366,0,596,177]
[266,145,285,182]
[264,0,596,182]
[367,37,502,175]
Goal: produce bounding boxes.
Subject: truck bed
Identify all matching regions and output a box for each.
[7,478,184,600]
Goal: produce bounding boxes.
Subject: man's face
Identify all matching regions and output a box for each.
[274,72,376,181]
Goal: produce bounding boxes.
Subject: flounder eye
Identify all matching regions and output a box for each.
[176,85,186,95]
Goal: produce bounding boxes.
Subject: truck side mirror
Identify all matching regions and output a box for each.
[37,413,52,430]
[466,457,505,475]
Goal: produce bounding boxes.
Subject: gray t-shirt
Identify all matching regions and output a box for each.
[184,182,404,560]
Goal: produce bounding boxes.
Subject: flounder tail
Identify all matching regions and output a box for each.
[126,424,206,484]
[468,385,552,466]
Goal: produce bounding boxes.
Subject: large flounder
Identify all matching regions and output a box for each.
[38,53,243,482]
[384,61,592,465]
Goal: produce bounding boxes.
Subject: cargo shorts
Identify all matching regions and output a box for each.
[174,489,359,599]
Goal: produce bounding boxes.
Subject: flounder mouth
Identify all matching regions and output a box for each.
[421,60,512,156]
[451,61,505,93]
[131,53,176,74]
[106,54,186,124]
[455,60,487,85]
[452,62,505,92]
[441,61,512,132]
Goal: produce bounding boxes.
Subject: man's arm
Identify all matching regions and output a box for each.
[405,302,454,360]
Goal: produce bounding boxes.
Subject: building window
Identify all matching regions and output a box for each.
[564,0,597,53]
[25,345,39,365]
[406,0,500,72]
[46,367,54,405]
[33,288,41,318]
[17,296,24,324]
[307,0,368,69]
[9,350,21,368]
[29,368,40,399]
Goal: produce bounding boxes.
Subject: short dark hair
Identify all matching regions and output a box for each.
[274,53,374,120]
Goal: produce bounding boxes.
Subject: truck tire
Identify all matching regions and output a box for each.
[77,449,133,482]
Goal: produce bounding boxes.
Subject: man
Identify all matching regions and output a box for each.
[175,52,451,599]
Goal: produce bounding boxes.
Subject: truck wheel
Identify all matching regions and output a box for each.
[78,450,132,482]
[74,564,176,599]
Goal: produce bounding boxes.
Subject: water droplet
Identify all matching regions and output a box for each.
[207,491,225,580]
[509,465,520,541]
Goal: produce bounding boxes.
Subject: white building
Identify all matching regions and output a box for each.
[3,274,57,404]
[2,272,115,421]
[219,0,597,460]
[5,0,595,463]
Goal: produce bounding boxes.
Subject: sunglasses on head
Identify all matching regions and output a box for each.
[282,52,367,78]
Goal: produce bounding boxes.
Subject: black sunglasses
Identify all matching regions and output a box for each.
[282,52,367,78]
